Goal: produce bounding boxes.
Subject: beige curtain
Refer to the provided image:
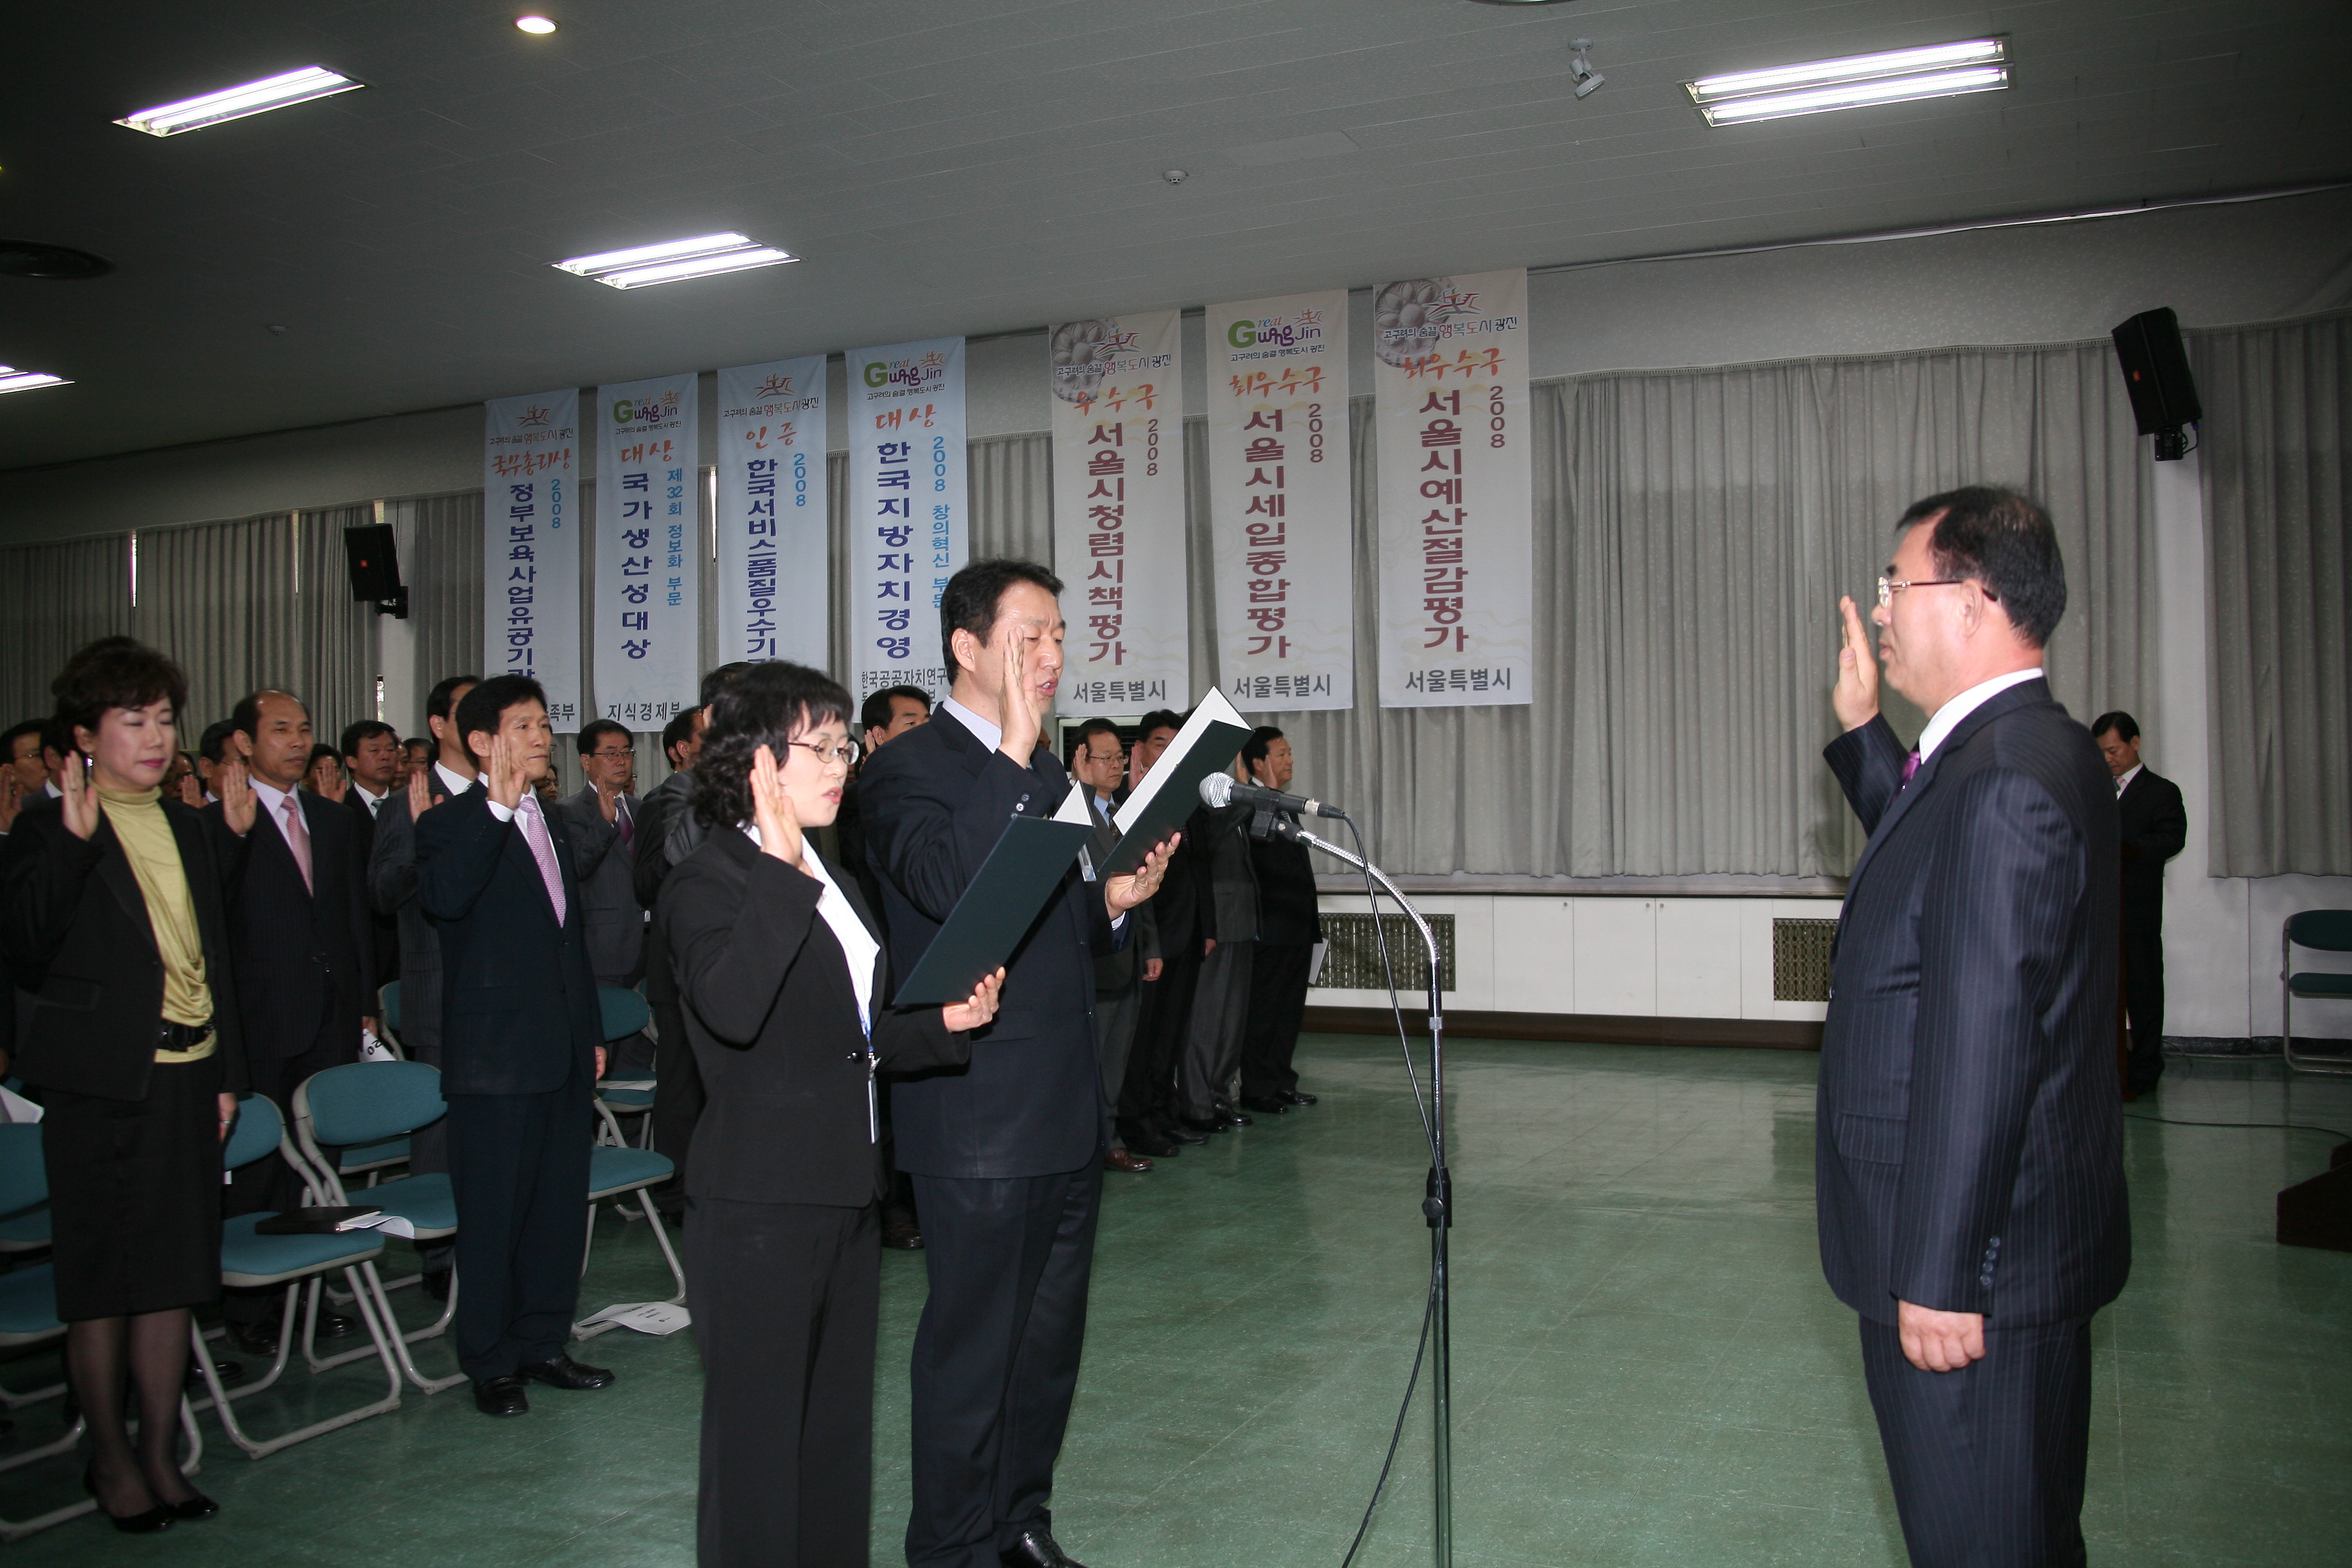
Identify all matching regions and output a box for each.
[0,535,132,726]
[2195,309,2352,876]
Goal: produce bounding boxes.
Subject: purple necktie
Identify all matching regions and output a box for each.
[517,795,568,925]
[1900,748,1922,789]
[617,795,635,850]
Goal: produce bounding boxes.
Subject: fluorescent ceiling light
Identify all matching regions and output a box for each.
[515,15,558,34]
[0,366,71,395]
[555,232,797,289]
[1687,39,2007,125]
[115,66,363,137]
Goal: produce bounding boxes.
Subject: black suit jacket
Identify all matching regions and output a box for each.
[660,829,967,1207]
[555,786,644,983]
[1249,829,1322,946]
[369,773,456,1054]
[415,789,601,1096]
[344,787,400,985]
[208,790,373,1062]
[2116,766,2186,915]
[855,707,1117,1178]
[1818,680,2129,1328]
[0,796,249,1101]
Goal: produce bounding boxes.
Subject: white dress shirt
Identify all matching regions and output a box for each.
[1916,667,2045,764]
[741,826,877,1036]
[353,781,388,817]
[248,776,305,854]
[2113,762,2143,798]
[939,696,1124,929]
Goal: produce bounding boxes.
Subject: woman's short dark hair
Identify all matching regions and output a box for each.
[51,638,190,741]
[454,675,548,764]
[1898,487,2067,649]
[1241,725,1284,770]
[939,558,1063,671]
[692,662,854,830]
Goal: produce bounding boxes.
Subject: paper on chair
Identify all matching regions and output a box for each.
[0,1085,43,1123]
[582,1301,692,1335]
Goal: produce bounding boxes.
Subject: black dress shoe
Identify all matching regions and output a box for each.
[1275,1087,1318,1105]
[225,1319,278,1357]
[1178,1115,1228,1136]
[82,1466,174,1534]
[187,1357,243,1390]
[168,1491,220,1521]
[519,1352,614,1390]
[473,1374,530,1417]
[1238,1095,1290,1115]
[1000,1523,1087,1568]
[421,1268,453,1303]
[1163,1122,1210,1146]
[884,1221,924,1250]
[314,1310,359,1339]
[1218,1106,1254,1126]
[1129,1132,1180,1158]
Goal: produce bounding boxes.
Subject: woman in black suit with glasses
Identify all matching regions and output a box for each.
[0,639,255,1531]
[659,661,1000,1568]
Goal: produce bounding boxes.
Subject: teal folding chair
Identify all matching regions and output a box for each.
[0,1122,204,1541]
[2284,911,2352,1074]
[578,989,684,1336]
[290,1063,466,1394]
[0,1122,64,1417]
[186,1095,404,1458]
[594,986,657,1149]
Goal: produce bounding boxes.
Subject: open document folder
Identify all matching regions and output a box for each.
[890,814,1096,1006]
[1100,688,1252,878]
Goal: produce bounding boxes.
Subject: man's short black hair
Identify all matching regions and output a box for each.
[662,708,702,764]
[860,684,933,734]
[1136,709,1184,740]
[454,675,547,764]
[1898,487,2067,650]
[1241,725,1284,771]
[1,719,42,756]
[50,639,190,742]
[939,558,1064,671]
[2090,711,2140,743]
[401,736,433,759]
[426,674,480,724]
[230,689,304,744]
[307,742,341,771]
[198,719,237,765]
[1070,718,1121,758]
[700,662,758,710]
[340,719,396,760]
[578,718,633,757]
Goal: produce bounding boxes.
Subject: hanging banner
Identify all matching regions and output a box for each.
[1373,269,1534,708]
[1049,310,1186,716]
[848,337,967,702]
[482,389,583,728]
[593,374,701,729]
[1207,289,1353,713]
[717,356,827,667]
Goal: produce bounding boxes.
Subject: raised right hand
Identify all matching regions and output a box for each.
[0,771,20,834]
[998,627,1042,764]
[485,732,524,810]
[58,752,98,841]
[748,744,805,869]
[407,765,435,819]
[1833,594,1881,732]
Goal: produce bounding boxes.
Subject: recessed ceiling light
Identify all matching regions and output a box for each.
[554,232,797,289]
[114,66,364,137]
[515,16,558,35]
[0,366,71,395]
[1686,38,2007,125]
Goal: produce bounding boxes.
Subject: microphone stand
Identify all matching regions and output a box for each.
[1266,812,1453,1568]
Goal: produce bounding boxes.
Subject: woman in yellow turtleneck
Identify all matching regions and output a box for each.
[0,640,253,1534]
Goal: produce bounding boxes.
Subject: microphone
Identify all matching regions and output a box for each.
[1198,772,1346,820]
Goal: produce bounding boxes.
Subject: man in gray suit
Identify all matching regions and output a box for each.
[1177,780,1258,1132]
[555,719,648,1077]
[1070,719,1161,1171]
[368,673,478,1293]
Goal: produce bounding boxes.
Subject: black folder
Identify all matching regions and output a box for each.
[1100,689,1252,878]
[890,815,1097,1006]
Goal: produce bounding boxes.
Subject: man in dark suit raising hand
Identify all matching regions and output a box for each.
[1821,487,2128,1568]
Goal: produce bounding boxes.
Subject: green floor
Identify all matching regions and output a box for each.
[4,1035,2348,1565]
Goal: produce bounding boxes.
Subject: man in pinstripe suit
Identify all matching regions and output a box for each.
[1821,487,2129,1567]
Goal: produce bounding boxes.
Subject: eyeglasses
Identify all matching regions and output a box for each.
[1877,575,1986,608]
[585,748,633,760]
[785,738,861,768]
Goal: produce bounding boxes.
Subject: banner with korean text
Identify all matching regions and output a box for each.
[1049,311,1186,716]
[1373,269,1534,708]
[593,374,701,730]
[482,389,583,728]
[717,357,827,667]
[848,337,967,702]
[1207,290,1352,712]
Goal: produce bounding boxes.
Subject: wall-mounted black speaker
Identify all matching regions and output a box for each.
[342,524,410,618]
[2111,307,2202,461]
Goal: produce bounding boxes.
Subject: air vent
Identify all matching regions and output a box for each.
[1773,919,1838,1002]
[1317,913,1456,993]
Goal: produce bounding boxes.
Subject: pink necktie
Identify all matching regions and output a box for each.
[517,795,568,925]
[281,795,313,894]
[1899,748,1922,789]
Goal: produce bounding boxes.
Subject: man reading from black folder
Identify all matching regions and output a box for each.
[857,558,1174,1568]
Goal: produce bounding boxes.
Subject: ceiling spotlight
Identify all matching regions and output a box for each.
[0,365,71,395]
[1568,39,1605,99]
[515,15,558,34]
[114,66,363,137]
[1163,169,1188,184]
[555,232,797,289]
[1686,38,2008,125]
